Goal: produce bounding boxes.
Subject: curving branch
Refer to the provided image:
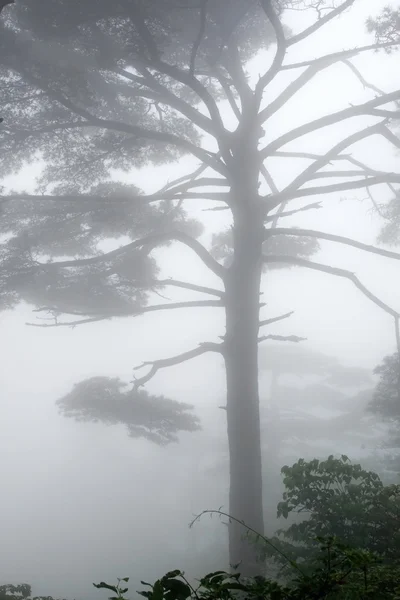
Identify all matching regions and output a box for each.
[35,231,226,279]
[258,334,306,343]
[260,89,400,159]
[259,311,294,328]
[256,0,287,98]
[263,254,400,319]
[287,0,356,47]
[132,342,224,388]
[189,0,209,76]
[265,228,400,262]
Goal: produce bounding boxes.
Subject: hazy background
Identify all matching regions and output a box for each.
[1,1,400,598]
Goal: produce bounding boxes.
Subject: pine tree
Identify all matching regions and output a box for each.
[1,0,400,575]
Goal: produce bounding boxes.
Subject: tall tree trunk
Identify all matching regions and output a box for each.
[224,196,265,577]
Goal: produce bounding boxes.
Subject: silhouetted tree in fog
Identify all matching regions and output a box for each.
[1,0,400,575]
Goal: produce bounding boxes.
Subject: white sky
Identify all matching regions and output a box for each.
[1,1,400,597]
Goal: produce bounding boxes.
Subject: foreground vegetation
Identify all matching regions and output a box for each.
[3,456,400,599]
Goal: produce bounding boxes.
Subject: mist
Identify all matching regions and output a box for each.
[1,0,400,598]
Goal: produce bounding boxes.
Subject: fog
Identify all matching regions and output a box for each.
[1,1,400,598]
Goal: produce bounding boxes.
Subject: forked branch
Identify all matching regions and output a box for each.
[132,342,224,388]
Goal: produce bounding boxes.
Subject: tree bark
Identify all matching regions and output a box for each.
[223,191,265,576]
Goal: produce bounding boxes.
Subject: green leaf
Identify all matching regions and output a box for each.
[93,583,118,593]
[152,581,163,600]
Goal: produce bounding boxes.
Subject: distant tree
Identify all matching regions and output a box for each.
[368,352,400,473]
[2,0,400,575]
[0,584,62,600]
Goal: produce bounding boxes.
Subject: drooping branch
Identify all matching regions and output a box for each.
[287,0,356,47]
[259,311,294,328]
[265,228,400,261]
[258,334,306,343]
[261,90,400,158]
[263,255,400,319]
[132,342,224,388]
[35,231,226,279]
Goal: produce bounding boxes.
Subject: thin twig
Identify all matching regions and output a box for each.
[287,0,356,47]
[259,311,294,327]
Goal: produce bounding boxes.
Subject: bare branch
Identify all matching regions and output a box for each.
[189,0,208,76]
[279,122,384,194]
[26,299,225,328]
[256,1,287,97]
[342,59,385,96]
[263,255,400,319]
[26,316,108,328]
[308,170,381,179]
[270,150,351,161]
[260,164,279,194]
[212,69,242,120]
[261,90,400,158]
[265,202,323,221]
[287,1,356,47]
[380,126,400,150]
[152,278,224,298]
[265,228,400,261]
[258,334,306,343]
[132,342,224,388]
[268,174,400,205]
[259,311,294,327]
[282,41,400,71]
[35,231,226,279]
[259,60,334,124]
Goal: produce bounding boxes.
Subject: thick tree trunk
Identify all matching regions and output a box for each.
[223,199,265,577]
